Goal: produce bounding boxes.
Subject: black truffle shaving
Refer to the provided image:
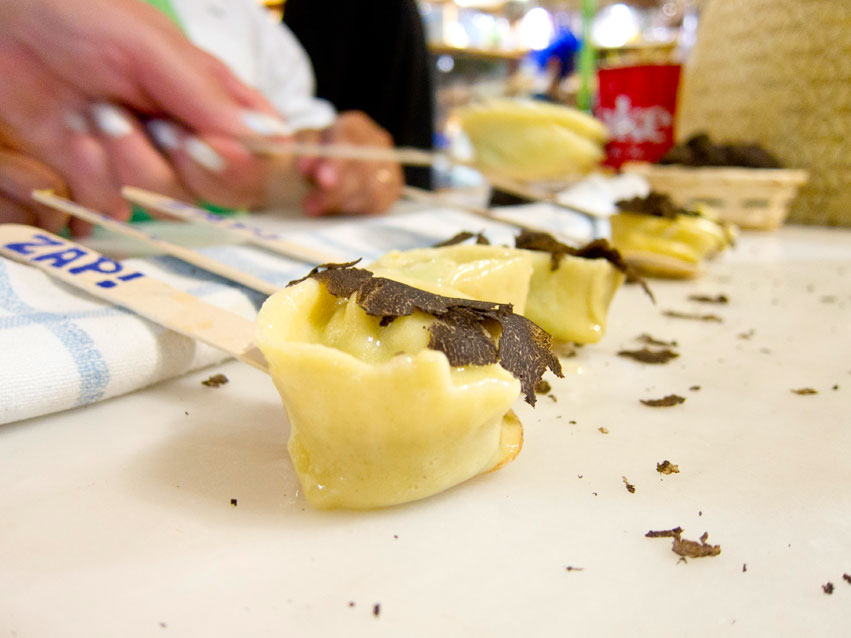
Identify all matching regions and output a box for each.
[288,263,563,404]
[515,230,654,303]
[497,312,562,405]
[288,259,367,289]
[432,231,490,247]
[615,191,699,219]
[428,308,499,367]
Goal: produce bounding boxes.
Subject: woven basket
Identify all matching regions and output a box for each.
[623,162,808,230]
[675,0,851,227]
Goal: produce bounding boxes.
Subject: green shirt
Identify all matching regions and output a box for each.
[143,0,184,30]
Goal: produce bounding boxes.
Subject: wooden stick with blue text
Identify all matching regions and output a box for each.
[0,224,268,371]
[121,186,339,264]
[32,190,281,296]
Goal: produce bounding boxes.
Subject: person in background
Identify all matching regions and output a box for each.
[0,0,402,235]
[284,0,435,190]
[532,29,581,104]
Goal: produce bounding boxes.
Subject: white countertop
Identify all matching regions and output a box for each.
[1,225,850,636]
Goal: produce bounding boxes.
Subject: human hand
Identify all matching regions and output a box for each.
[0,0,286,137]
[0,0,291,231]
[296,111,403,216]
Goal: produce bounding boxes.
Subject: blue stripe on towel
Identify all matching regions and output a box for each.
[0,306,119,331]
[0,260,110,406]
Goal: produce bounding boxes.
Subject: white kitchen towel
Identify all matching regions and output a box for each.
[0,204,596,425]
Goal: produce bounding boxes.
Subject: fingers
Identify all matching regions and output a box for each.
[148,120,272,209]
[7,0,291,140]
[138,40,290,138]
[302,158,370,216]
[0,197,37,227]
[90,103,190,202]
[0,145,68,201]
[299,112,403,216]
[0,146,69,232]
[0,43,130,230]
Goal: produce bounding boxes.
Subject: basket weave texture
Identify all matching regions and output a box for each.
[676,0,851,226]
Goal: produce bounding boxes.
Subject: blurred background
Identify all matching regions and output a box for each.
[259,0,849,226]
[261,0,696,160]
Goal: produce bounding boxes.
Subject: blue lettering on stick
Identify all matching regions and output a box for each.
[68,256,123,276]
[3,233,64,255]
[33,248,88,268]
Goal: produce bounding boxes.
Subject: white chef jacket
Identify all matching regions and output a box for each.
[170,0,337,131]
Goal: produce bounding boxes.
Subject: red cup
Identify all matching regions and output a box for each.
[595,64,682,168]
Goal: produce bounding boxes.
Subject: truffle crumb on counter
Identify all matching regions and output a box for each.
[565,566,584,572]
[618,347,679,364]
[822,582,835,595]
[743,563,747,573]
[373,603,381,617]
[791,388,818,395]
[201,373,229,388]
[689,385,701,391]
[535,379,552,395]
[622,476,636,494]
[662,310,723,323]
[645,527,683,538]
[674,531,721,558]
[230,498,238,507]
[656,460,679,474]
[641,395,686,407]
[688,294,729,304]
[646,527,721,558]
[843,573,851,585]
[636,333,678,347]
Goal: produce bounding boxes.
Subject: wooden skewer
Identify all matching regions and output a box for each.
[244,140,606,220]
[32,190,281,297]
[0,223,268,371]
[478,172,606,220]
[246,140,440,167]
[121,186,340,265]
[401,186,590,247]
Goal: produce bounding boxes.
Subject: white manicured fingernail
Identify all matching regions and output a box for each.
[241,110,291,136]
[186,137,226,172]
[91,103,133,138]
[147,119,181,151]
[64,112,90,134]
